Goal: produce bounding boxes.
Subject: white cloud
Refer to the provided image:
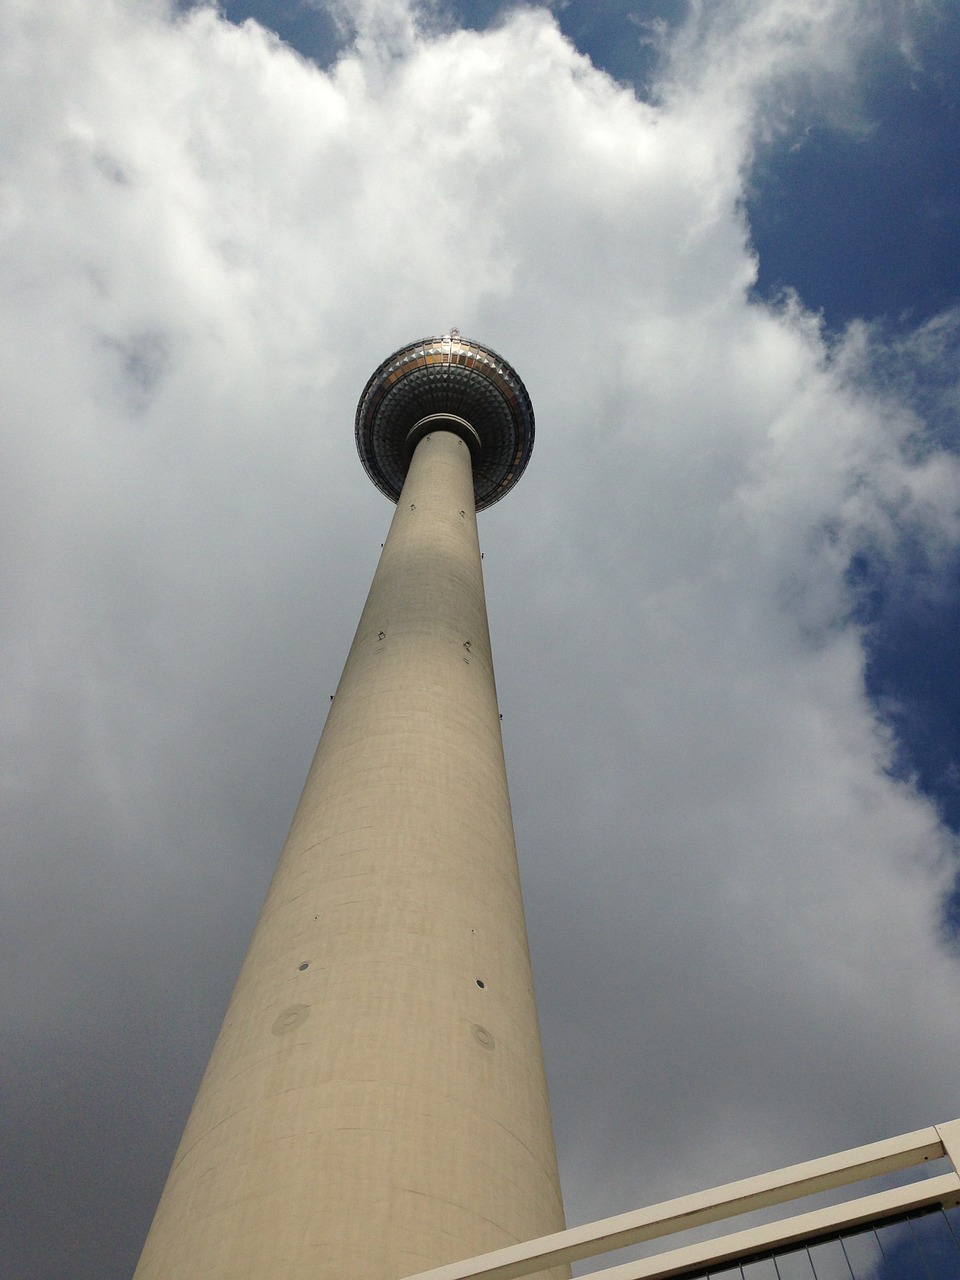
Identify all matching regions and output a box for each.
[3,0,958,1272]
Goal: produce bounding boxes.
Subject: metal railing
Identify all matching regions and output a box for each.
[402,1120,960,1280]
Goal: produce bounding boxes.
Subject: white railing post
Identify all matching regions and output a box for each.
[936,1119,960,1185]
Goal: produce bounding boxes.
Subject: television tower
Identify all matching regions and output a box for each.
[134,335,567,1280]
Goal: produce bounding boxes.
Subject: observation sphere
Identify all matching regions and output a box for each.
[356,334,534,511]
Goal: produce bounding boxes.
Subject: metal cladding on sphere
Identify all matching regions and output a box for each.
[356,333,535,510]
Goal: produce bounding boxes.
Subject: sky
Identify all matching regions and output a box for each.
[3,2,960,1277]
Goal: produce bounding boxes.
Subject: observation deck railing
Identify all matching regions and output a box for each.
[402,1119,960,1280]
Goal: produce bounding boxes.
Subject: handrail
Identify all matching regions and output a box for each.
[401,1119,960,1280]
[574,1173,960,1280]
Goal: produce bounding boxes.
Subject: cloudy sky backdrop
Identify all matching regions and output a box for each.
[4,1,960,1277]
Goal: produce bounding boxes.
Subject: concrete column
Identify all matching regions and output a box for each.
[135,430,567,1280]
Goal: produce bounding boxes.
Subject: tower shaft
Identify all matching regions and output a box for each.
[135,429,566,1280]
